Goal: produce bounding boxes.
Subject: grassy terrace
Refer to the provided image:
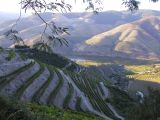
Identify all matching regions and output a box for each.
[66,71,119,120]
[82,67,111,86]
[0,61,34,79]
[24,49,81,72]
[32,66,54,103]
[26,50,71,69]
[63,83,74,109]
[84,77,117,119]
[0,62,35,91]
[98,83,105,96]
[47,68,64,105]
[0,96,103,120]
[14,62,45,99]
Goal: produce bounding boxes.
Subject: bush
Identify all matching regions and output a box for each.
[19,52,28,60]
[0,97,31,120]
[108,86,135,117]
[28,50,69,68]
[0,96,103,120]
[0,47,4,52]
[127,88,160,120]
[5,50,16,61]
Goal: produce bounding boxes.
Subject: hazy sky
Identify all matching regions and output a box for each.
[0,0,160,14]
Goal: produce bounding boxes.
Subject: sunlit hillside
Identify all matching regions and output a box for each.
[77,16,160,61]
[127,64,160,84]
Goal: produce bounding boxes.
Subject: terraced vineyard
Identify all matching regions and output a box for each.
[129,73,160,83]
[65,70,124,120]
[0,50,133,120]
[0,60,80,110]
[126,64,160,83]
[126,64,160,94]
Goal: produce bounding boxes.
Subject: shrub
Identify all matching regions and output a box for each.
[19,52,28,60]
[127,88,160,120]
[5,50,16,61]
[0,47,4,52]
[0,96,103,120]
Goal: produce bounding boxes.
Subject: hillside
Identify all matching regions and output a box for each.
[76,16,160,61]
[0,8,160,120]
[126,64,160,94]
[0,49,131,120]
[0,10,160,55]
[1,48,160,119]
[0,12,21,23]
[0,96,103,120]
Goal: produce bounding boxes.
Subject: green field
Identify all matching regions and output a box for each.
[126,64,160,94]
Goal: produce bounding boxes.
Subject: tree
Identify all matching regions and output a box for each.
[5,0,159,52]
[122,0,159,11]
[127,88,160,120]
[4,30,24,46]
[19,0,103,53]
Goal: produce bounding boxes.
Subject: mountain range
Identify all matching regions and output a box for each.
[76,16,160,61]
[0,10,160,61]
[0,12,25,23]
[0,10,160,120]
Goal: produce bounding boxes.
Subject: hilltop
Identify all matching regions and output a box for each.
[76,16,160,61]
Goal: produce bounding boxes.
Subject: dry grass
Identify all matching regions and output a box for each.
[126,65,153,73]
[127,64,160,94]
[76,60,109,67]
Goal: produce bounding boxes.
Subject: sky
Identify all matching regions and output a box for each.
[0,0,160,14]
